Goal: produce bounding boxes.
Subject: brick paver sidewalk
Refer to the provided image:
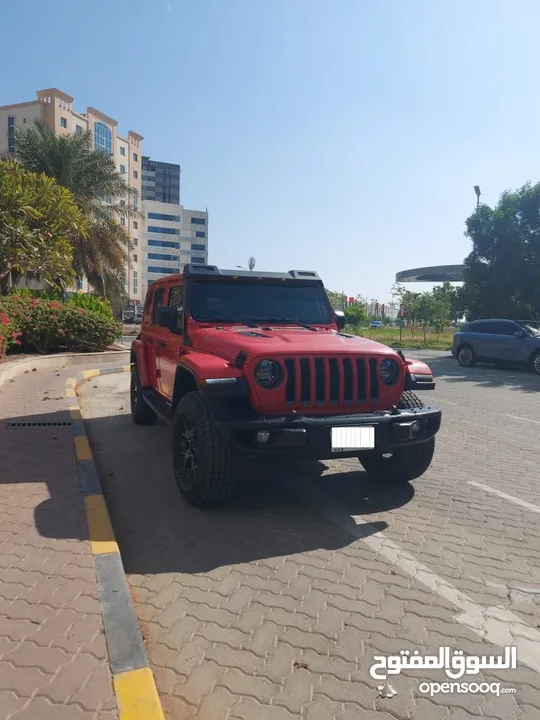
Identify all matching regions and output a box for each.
[0,366,117,720]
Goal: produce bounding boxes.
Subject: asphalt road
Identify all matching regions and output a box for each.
[79,352,540,720]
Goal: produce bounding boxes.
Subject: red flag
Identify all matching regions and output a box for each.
[348,297,354,305]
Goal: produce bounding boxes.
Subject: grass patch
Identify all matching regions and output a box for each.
[349,326,455,351]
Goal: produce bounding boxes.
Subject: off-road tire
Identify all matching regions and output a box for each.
[130,362,157,425]
[172,391,235,508]
[358,390,435,483]
[456,343,476,367]
[531,350,540,376]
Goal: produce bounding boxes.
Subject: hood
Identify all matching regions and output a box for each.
[190,325,399,362]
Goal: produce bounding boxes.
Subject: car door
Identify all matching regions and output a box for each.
[147,285,169,396]
[156,283,185,402]
[473,321,505,361]
[488,321,526,362]
[139,286,159,388]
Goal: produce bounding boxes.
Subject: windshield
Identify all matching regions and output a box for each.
[189,281,335,325]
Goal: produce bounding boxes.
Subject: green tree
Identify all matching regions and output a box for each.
[248,256,256,271]
[0,161,88,294]
[344,297,368,329]
[462,182,540,319]
[10,120,137,300]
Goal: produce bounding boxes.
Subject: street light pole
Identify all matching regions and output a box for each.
[474,185,481,210]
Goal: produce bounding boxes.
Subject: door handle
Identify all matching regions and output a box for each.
[158,341,167,348]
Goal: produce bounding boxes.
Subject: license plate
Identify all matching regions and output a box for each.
[331,426,375,451]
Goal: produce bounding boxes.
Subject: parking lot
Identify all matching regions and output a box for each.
[79,352,540,720]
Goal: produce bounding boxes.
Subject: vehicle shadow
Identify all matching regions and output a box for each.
[86,411,414,575]
[0,408,414,574]
[0,404,414,574]
[413,354,540,394]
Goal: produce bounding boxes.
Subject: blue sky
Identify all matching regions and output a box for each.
[3,0,540,301]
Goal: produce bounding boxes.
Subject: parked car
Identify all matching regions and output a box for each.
[451,319,540,374]
[370,320,383,329]
[130,264,442,508]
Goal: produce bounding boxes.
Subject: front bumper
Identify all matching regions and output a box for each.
[216,405,442,458]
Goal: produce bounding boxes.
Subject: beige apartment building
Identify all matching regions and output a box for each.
[0,88,143,302]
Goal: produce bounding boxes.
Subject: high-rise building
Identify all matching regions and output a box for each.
[141,201,208,292]
[140,155,208,292]
[142,156,180,204]
[0,88,143,301]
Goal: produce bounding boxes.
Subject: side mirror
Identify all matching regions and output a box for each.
[514,330,525,338]
[335,310,346,331]
[155,305,180,330]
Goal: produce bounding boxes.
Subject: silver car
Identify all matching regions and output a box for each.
[451,319,540,374]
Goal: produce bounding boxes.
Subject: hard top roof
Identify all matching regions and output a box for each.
[151,264,322,283]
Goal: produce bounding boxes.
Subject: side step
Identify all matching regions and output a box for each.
[141,388,173,425]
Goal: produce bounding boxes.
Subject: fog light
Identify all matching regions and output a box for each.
[255,431,271,444]
[411,421,421,435]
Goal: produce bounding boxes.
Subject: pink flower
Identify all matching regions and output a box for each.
[77,308,85,314]
[0,314,9,325]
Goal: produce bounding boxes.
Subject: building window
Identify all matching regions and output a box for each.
[148,253,178,262]
[133,153,138,162]
[147,225,180,235]
[191,217,206,225]
[133,170,138,179]
[133,282,138,296]
[147,212,181,222]
[133,270,138,280]
[148,266,180,275]
[191,256,206,264]
[61,117,67,128]
[133,254,138,262]
[120,146,126,156]
[133,188,138,209]
[120,164,126,174]
[94,121,112,155]
[7,116,15,154]
[148,240,180,249]
[133,221,138,230]
[191,243,206,251]
[133,237,138,246]
[120,217,126,226]
[195,231,206,238]
[75,124,83,134]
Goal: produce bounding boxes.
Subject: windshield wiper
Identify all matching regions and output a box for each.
[257,317,319,331]
[199,319,261,328]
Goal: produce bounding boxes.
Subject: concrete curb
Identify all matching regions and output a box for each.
[66,365,165,720]
[0,349,130,391]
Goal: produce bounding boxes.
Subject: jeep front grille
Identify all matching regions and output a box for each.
[283,356,379,407]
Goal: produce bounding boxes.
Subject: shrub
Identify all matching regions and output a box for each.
[0,296,121,358]
[66,292,114,320]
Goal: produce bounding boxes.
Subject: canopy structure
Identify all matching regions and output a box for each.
[395,264,464,283]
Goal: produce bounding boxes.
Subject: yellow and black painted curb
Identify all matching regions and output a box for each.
[65,366,165,720]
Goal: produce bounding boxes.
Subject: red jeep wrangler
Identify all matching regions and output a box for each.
[131,265,442,508]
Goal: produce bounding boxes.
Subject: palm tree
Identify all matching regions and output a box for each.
[10,120,138,301]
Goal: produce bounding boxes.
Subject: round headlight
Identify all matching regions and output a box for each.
[254,359,281,388]
[380,358,399,385]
